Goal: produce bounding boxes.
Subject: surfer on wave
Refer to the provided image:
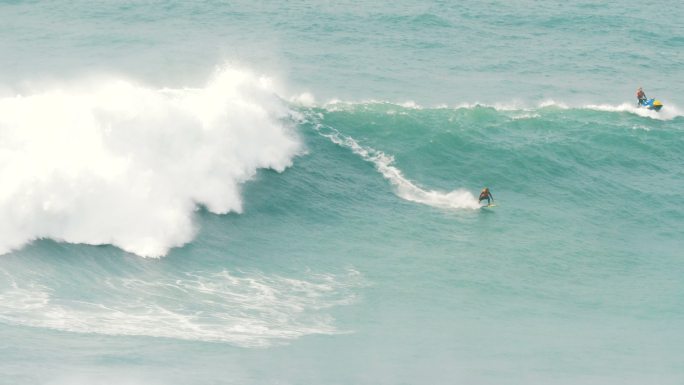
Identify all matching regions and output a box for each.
[479,187,494,206]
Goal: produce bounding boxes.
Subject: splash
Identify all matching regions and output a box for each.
[582,102,682,120]
[0,66,301,257]
[535,99,682,120]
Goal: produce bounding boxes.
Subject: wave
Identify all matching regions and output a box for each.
[0,268,361,347]
[312,123,480,210]
[0,66,301,257]
[2,81,677,257]
[313,98,683,120]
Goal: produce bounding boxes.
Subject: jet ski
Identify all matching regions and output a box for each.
[638,98,663,111]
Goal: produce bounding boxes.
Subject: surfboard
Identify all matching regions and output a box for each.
[480,204,496,209]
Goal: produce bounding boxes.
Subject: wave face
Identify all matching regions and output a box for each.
[299,101,684,222]
[0,67,300,257]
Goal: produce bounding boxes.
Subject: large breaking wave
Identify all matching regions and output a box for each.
[0,67,301,257]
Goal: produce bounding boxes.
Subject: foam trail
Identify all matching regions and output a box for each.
[0,66,301,257]
[314,124,480,210]
[0,268,362,347]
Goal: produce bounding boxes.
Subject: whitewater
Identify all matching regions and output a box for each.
[0,67,300,257]
[1,1,683,385]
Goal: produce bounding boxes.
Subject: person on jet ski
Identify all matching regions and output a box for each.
[636,87,647,106]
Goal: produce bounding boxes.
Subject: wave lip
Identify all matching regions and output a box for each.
[0,66,301,257]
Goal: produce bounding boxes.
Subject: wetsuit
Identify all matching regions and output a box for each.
[479,190,493,205]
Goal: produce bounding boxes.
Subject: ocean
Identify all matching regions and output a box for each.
[0,1,683,384]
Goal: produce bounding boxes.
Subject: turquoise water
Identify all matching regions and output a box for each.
[0,1,683,384]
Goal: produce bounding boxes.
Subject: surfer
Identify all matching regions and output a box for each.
[636,87,647,106]
[478,187,494,206]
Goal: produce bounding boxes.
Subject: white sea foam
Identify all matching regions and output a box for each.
[320,98,683,122]
[511,113,541,120]
[322,99,426,111]
[289,92,316,107]
[0,66,301,257]
[534,99,682,120]
[398,100,422,109]
[582,102,682,120]
[315,125,480,210]
[538,99,570,109]
[0,268,361,347]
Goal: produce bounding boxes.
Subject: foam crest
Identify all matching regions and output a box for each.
[314,124,480,210]
[0,268,361,347]
[0,67,301,257]
[318,99,683,122]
